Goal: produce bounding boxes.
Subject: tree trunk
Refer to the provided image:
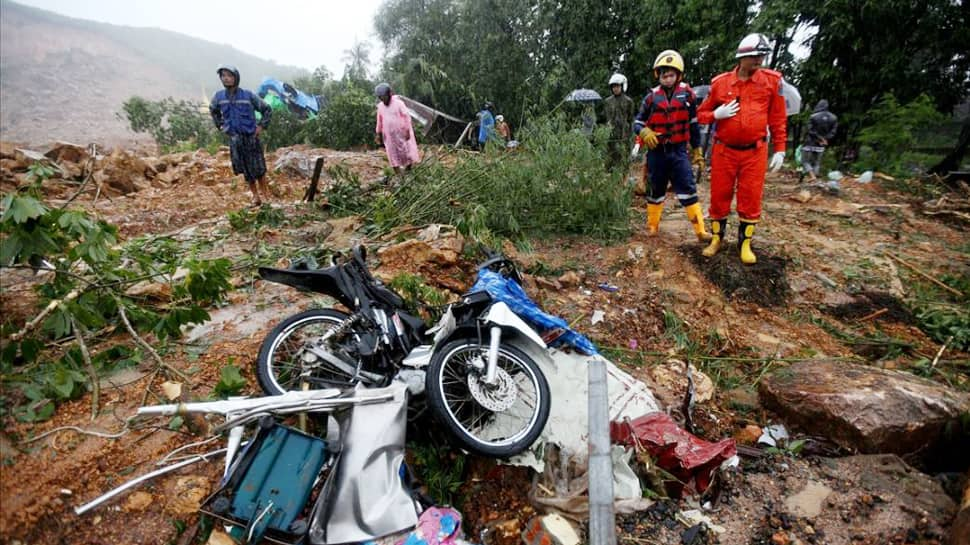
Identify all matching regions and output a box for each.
[930,117,970,176]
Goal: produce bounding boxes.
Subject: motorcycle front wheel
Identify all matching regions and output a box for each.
[256,308,364,394]
[426,338,550,458]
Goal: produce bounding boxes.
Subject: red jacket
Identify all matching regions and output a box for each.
[697,67,787,152]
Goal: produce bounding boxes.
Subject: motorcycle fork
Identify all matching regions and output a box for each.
[484,325,502,385]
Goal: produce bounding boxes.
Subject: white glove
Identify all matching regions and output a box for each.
[713,99,739,120]
[769,151,785,172]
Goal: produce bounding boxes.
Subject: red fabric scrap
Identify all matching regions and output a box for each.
[610,412,737,495]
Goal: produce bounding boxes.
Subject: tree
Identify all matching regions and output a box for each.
[343,40,373,86]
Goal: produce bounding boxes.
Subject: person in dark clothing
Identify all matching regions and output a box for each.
[801,99,838,182]
[604,72,636,172]
[210,65,273,207]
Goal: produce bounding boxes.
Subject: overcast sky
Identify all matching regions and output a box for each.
[13,0,385,74]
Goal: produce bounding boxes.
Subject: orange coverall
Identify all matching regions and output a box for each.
[697,67,787,222]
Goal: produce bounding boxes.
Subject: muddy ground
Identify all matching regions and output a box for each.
[0,143,967,545]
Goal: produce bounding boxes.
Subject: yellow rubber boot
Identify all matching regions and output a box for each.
[684,203,712,242]
[646,203,663,236]
[738,221,758,264]
[702,219,726,257]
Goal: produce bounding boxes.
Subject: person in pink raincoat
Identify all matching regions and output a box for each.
[375,82,421,174]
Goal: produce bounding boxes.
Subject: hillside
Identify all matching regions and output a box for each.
[0,1,306,146]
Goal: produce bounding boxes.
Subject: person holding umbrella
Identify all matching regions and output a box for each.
[633,50,710,241]
[697,33,788,264]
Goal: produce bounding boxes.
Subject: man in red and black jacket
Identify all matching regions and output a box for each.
[697,33,788,264]
[633,50,710,242]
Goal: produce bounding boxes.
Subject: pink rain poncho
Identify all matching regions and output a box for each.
[376,95,421,168]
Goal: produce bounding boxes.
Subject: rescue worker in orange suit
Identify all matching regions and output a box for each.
[697,33,787,264]
[633,50,710,242]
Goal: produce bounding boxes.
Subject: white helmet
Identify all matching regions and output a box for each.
[736,33,772,58]
[608,73,627,92]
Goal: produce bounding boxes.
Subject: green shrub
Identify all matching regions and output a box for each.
[120,96,221,152]
[260,107,305,151]
[852,94,946,177]
[338,115,630,241]
[304,86,376,149]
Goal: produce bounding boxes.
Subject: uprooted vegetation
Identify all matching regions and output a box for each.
[1,128,968,544]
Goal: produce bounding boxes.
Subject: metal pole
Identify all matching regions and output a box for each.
[588,355,616,545]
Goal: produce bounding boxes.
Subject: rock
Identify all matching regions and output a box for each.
[206,529,236,545]
[124,281,172,301]
[166,475,210,515]
[791,189,812,203]
[725,387,761,412]
[123,491,153,512]
[557,271,582,288]
[0,141,17,159]
[273,149,320,178]
[649,359,715,404]
[771,531,790,545]
[44,141,89,165]
[951,473,970,545]
[734,424,763,445]
[759,360,970,457]
[378,239,460,269]
[784,481,832,518]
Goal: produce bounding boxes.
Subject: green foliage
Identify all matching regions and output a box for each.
[120,96,222,152]
[304,86,375,149]
[335,116,630,241]
[408,440,466,506]
[386,273,449,322]
[853,94,947,176]
[226,205,285,231]
[908,273,970,351]
[213,362,247,398]
[1,163,234,421]
[259,106,305,151]
[322,164,369,215]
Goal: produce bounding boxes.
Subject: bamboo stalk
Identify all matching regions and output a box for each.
[887,253,963,297]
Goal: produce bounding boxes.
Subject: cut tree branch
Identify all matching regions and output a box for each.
[70,317,100,421]
[112,294,191,383]
[887,253,963,297]
[10,289,80,342]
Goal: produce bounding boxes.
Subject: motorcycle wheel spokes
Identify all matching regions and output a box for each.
[439,346,540,446]
[257,309,361,394]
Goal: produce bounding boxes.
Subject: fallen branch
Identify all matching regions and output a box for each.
[70,317,100,421]
[886,253,963,297]
[10,289,80,342]
[112,294,192,383]
[930,336,953,369]
[856,308,888,323]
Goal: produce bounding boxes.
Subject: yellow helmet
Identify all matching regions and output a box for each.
[653,50,685,77]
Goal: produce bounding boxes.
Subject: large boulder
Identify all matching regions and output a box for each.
[759,360,970,456]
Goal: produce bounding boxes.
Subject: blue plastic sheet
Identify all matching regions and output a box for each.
[469,269,599,356]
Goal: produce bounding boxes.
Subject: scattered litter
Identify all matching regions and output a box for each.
[677,509,727,534]
[597,282,619,292]
[523,514,581,545]
[613,446,643,499]
[758,423,790,447]
[815,272,838,289]
[160,381,182,400]
[612,412,737,496]
[628,245,645,261]
[591,310,605,325]
[856,170,873,184]
[827,170,843,181]
[628,339,638,349]
[791,189,812,203]
[581,289,593,296]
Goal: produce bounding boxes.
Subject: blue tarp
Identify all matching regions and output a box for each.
[257,77,322,117]
[469,269,599,356]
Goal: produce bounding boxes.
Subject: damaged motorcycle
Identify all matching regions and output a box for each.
[256,246,551,458]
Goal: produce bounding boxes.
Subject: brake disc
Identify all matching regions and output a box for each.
[467,367,517,412]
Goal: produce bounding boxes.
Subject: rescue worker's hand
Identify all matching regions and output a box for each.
[691,147,704,169]
[713,99,739,120]
[819,138,828,146]
[769,151,786,172]
[255,126,262,137]
[638,127,659,150]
